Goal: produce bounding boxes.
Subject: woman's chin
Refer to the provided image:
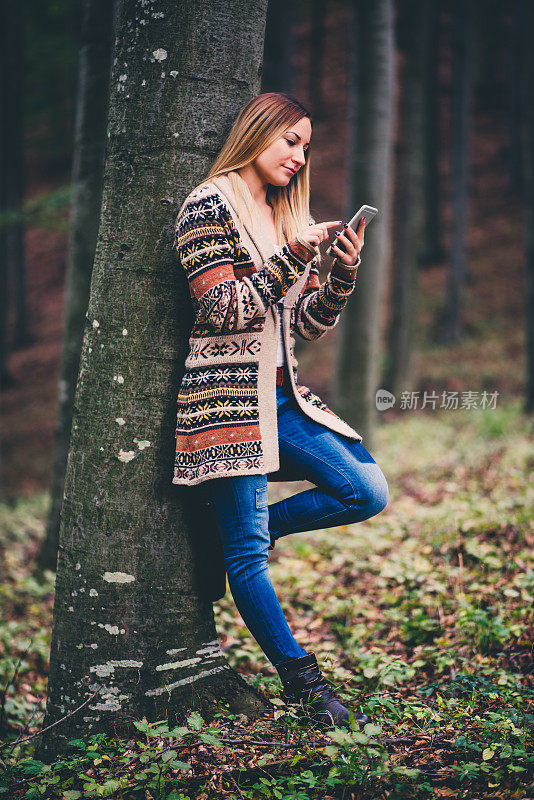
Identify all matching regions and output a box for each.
[269,173,293,187]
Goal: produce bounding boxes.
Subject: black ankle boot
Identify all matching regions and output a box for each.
[275,652,369,729]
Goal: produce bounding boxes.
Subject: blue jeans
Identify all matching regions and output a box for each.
[201,383,389,666]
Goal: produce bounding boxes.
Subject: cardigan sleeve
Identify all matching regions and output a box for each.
[174,196,316,334]
[293,217,358,341]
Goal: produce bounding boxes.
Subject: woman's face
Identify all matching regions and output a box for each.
[253,116,312,187]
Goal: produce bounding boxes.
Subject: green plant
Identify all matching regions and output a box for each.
[456,599,513,653]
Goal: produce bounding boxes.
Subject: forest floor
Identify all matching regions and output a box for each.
[0,398,532,798]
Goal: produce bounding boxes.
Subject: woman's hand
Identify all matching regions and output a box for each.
[330,219,365,266]
[298,220,342,248]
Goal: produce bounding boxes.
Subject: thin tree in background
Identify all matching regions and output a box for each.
[0,1,10,394]
[261,0,296,93]
[508,0,525,196]
[383,0,426,397]
[420,0,445,266]
[0,0,9,501]
[0,0,30,391]
[524,0,534,413]
[437,0,475,343]
[36,0,268,759]
[333,0,395,448]
[35,0,117,575]
[472,0,501,110]
[308,0,327,120]
[6,0,29,352]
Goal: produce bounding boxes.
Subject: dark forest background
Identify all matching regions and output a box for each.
[1,0,530,503]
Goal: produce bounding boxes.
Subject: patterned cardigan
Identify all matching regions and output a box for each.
[172,172,362,486]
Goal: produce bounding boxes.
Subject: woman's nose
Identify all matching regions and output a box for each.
[293,147,306,166]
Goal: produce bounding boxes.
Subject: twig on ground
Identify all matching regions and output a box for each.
[7,695,45,754]
[0,686,102,749]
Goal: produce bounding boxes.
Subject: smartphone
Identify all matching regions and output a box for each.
[326,204,378,256]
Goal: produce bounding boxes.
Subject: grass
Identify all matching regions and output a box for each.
[0,398,532,799]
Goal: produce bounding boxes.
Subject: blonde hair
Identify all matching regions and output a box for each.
[179,92,316,257]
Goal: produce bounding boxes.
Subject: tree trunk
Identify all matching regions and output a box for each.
[437,0,474,343]
[35,0,117,575]
[383,0,426,396]
[333,0,395,449]
[420,0,445,266]
[36,0,268,760]
[524,0,534,413]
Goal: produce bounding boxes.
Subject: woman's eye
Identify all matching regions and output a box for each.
[285,138,309,154]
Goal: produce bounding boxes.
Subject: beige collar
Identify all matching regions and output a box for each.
[210,172,277,267]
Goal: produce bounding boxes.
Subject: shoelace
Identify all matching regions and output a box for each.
[283,665,339,705]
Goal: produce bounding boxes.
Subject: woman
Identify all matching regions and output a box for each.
[172,93,388,729]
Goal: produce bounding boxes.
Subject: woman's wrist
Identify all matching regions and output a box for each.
[285,236,317,266]
[330,255,361,280]
[294,233,320,261]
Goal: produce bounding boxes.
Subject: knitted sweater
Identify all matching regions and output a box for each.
[172,172,362,486]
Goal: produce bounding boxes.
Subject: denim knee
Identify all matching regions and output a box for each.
[223,544,270,585]
[369,470,389,516]
[339,467,389,519]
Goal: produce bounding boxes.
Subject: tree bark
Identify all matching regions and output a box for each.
[36,0,116,575]
[333,0,395,448]
[36,0,268,760]
[383,0,426,396]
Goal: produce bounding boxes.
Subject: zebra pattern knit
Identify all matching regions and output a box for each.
[172,172,362,486]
